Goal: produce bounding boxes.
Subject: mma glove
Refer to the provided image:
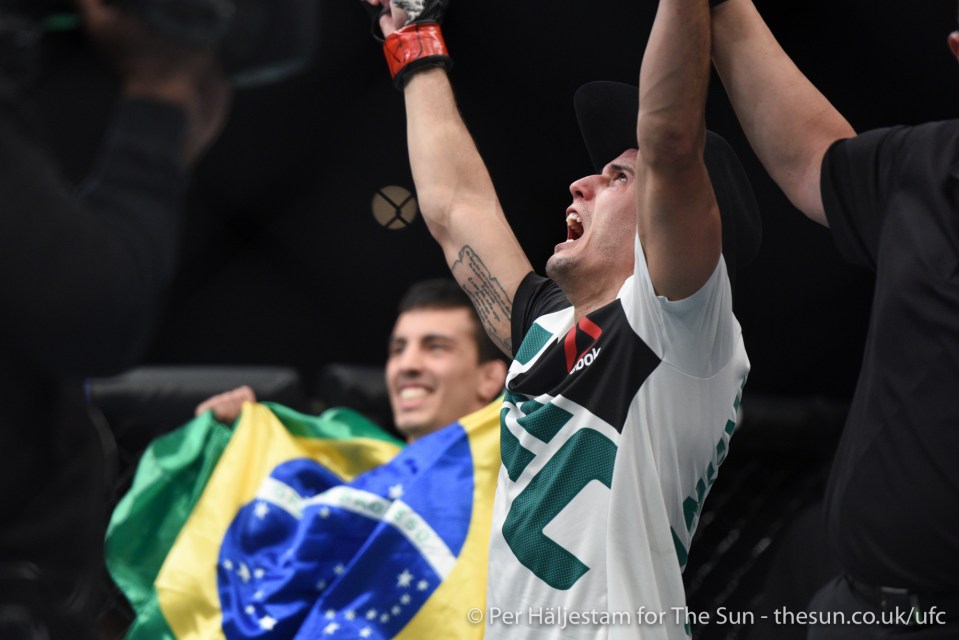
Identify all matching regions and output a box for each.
[373,0,453,89]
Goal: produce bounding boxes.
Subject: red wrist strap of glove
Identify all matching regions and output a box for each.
[383,23,451,88]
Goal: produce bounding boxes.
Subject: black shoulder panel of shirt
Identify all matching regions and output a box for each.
[508,280,661,433]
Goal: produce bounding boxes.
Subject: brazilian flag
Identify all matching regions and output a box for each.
[106,401,500,639]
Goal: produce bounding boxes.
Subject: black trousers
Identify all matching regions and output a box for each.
[807,576,957,639]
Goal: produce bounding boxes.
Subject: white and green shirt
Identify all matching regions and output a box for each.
[486,236,749,639]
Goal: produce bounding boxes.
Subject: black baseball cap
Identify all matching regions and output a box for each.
[574,80,762,274]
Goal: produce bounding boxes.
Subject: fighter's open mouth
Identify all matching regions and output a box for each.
[566,212,583,241]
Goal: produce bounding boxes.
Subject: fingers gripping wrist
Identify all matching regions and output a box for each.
[393,0,426,22]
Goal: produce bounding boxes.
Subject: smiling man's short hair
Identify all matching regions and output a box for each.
[397,278,503,364]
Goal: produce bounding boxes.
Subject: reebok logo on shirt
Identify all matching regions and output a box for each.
[564,317,604,373]
[509,300,661,433]
[569,347,602,374]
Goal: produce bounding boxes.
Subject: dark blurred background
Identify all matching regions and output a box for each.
[18,3,958,637]
[27,0,957,402]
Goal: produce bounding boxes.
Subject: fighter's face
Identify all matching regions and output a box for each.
[546,149,639,294]
[385,307,492,442]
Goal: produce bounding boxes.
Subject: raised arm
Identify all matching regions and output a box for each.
[635,0,720,299]
[711,0,854,226]
[370,2,533,355]
[0,0,230,377]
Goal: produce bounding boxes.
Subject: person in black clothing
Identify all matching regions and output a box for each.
[711,1,959,637]
[0,0,230,636]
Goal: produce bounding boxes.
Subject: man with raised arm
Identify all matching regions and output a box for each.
[365,0,759,636]
[711,1,959,636]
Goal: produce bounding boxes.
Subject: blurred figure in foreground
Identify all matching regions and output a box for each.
[0,0,230,635]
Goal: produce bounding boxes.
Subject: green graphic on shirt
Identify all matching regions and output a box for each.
[502,428,617,590]
[517,401,571,443]
[500,400,572,482]
[500,408,536,482]
[515,324,553,365]
[673,380,746,569]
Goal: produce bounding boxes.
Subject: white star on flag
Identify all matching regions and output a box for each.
[259,616,277,630]
[319,507,331,519]
[366,609,377,620]
[416,580,429,591]
[237,563,251,583]
[323,622,339,635]
[360,628,372,638]
[254,568,265,579]
[391,605,401,615]
[223,559,234,571]
[254,589,265,600]
[333,563,345,575]
[397,569,413,587]
[325,609,336,619]
[245,605,255,615]
[345,610,356,621]
[400,594,411,605]
[316,580,327,591]
[388,483,404,499]
[380,613,390,623]
[254,502,270,519]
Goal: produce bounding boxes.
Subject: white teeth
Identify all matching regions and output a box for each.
[566,212,582,226]
[399,387,428,400]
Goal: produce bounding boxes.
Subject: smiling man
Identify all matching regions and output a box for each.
[197,279,507,443]
[365,0,759,636]
[386,280,508,442]
[131,278,506,639]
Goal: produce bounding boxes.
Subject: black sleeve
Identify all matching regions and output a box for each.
[510,272,570,358]
[821,126,905,271]
[0,92,189,377]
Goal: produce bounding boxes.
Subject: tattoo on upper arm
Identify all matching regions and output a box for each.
[451,245,514,354]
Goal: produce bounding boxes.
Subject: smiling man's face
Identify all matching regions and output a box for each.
[386,307,496,442]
